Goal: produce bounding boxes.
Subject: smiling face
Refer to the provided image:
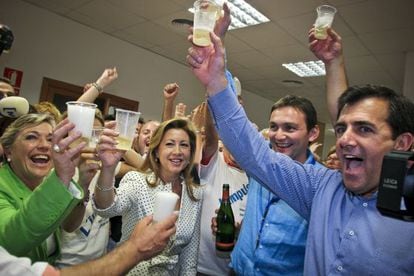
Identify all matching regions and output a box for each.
[136,121,160,155]
[5,122,53,189]
[156,128,191,182]
[268,106,319,163]
[334,98,399,196]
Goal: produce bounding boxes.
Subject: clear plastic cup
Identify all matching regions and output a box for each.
[89,127,104,149]
[193,0,219,47]
[115,108,141,151]
[314,5,337,40]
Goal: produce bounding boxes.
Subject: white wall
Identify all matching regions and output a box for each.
[0,0,274,128]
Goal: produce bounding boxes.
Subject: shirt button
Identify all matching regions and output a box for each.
[265,223,269,227]
[349,230,355,236]
[259,245,263,249]
[256,268,260,272]
[337,265,343,271]
[363,202,368,207]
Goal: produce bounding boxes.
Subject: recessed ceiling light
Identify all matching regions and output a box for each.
[282,60,326,77]
[188,0,270,30]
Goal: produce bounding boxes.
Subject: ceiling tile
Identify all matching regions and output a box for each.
[249,0,323,21]
[358,29,414,54]
[67,10,118,33]
[111,29,156,49]
[230,68,265,82]
[231,22,297,50]
[341,35,370,58]
[151,10,193,38]
[23,0,72,14]
[74,0,146,30]
[375,53,406,84]
[223,34,252,54]
[107,0,183,20]
[24,0,93,13]
[260,44,315,64]
[230,50,278,68]
[120,21,184,47]
[338,0,414,34]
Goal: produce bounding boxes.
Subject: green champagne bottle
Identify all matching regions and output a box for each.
[216,184,235,258]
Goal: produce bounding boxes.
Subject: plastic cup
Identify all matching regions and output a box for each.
[314,5,337,40]
[153,191,179,223]
[89,127,104,149]
[193,0,219,47]
[66,101,97,147]
[115,109,141,151]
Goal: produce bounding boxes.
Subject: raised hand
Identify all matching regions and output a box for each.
[309,27,343,64]
[78,148,101,190]
[52,118,86,186]
[129,214,178,261]
[174,103,187,119]
[96,67,118,88]
[187,32,227,95]
[163,83,180,101]
[96,121,124,169]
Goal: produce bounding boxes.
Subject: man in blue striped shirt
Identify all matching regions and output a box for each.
[187,30,414,275]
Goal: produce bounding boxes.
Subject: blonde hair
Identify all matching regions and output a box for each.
[0,113,55,151]
[140,118,199,201]
[34,101,62,123]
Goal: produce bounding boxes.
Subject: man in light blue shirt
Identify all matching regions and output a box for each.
[187,30,414,274]
[231,95,324,275]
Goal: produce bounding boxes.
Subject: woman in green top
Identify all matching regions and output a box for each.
[0,113,85,263]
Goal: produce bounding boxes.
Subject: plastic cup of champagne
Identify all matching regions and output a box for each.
[193,0,219,47]
[66,101,97,147]
[314,5,337,40]
[153,191,179,223]
[115,108,141,151]
[89,127,105,149]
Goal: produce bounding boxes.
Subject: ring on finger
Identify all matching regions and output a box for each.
[53,144,62,153]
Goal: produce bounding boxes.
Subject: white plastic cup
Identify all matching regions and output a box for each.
[314,5,337,40]
[66,101,97,146]
[115,109,141,151]
[193,0,219,47]
[89,127,104,149]
[153,191,179,223]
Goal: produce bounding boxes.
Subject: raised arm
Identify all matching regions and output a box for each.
[94,122,125,209]
[162,83,180,121]
[309,27,348,124]
[77,67,118,103]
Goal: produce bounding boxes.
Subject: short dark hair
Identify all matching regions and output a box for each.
[337,85,414,139]
[270,95,318,132]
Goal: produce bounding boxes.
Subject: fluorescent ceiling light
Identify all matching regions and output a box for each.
[189,0,270,30]
[282,60,326,77]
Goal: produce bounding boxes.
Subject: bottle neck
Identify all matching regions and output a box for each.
[222,188,230,202]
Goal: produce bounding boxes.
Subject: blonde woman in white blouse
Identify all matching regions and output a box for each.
[93,118,202,275]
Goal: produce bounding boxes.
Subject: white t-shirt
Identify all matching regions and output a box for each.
[55,163,121,268]
[197,150,249,275]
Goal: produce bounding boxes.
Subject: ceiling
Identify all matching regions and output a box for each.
[22,0,414,123]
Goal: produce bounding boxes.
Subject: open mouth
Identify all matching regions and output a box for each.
[31,154,50,164]
[344,154,363,169]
